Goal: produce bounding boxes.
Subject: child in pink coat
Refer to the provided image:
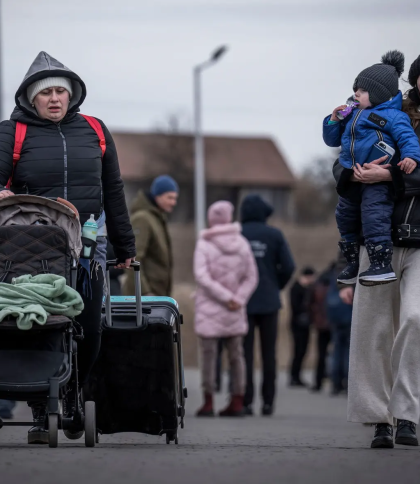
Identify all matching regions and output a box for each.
[194,201,258,417]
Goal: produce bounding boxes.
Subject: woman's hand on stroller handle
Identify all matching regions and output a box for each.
[0,190,14,199]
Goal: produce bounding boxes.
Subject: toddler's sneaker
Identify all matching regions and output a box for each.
[359,243,397,286]
[337,241,360,284]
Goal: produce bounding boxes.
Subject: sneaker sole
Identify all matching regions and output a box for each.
[395,436,419,446]
[359,274,397,287]
[337,277,358,285]
[371,437,394,449]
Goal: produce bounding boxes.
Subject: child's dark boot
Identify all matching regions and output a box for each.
[359,242,397,286]
[337,241,360,284]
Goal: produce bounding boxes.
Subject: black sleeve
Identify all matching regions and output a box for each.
[100,121,136,261]
[387,165,406,199]
[332,159,358,198]
[0,120,16,191]
[332,159,343,183]
[276,231,296,290]
[107,241,124,279]
[391,166,420,198]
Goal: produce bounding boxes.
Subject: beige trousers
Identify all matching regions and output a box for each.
[348,246,420,424]
[199,336,246,395]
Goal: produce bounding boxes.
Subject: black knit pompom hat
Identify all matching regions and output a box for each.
[353,50,404,106]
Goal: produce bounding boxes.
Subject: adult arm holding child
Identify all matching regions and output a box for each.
[333,154,420,201]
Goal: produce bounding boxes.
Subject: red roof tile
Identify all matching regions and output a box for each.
[111,132,295,187]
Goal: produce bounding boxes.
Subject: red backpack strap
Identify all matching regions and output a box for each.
[80,114,106,158]
[6,122,27,189]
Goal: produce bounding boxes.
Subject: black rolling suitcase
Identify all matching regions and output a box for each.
[87,261,187,444]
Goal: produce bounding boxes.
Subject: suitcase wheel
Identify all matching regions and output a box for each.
[166,431,178,445]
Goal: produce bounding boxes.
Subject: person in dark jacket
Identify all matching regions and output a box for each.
[326,256,353,396]
[241,195,295,416]
[123,175,178,296]
[332,55,420,448]
[289,267,316,387]
[308,267,332,392]
[0,51,136,444]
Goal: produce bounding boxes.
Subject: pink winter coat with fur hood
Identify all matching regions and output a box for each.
[194,221,258,339]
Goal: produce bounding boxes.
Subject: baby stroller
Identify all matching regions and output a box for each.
[0,195,96,448]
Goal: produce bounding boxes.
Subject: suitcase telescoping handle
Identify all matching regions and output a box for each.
[105,260,143,328]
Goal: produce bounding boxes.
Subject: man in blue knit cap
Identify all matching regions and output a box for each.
[123,175,179,296]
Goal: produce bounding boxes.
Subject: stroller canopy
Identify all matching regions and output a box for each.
[0,195,82,259]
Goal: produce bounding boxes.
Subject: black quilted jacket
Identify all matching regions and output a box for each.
[0,52,135,261]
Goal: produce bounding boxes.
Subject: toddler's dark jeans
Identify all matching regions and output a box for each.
[336,182,394,245]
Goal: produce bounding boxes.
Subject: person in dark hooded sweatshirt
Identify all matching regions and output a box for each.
[0,52,136,444]
[241,195,295,415]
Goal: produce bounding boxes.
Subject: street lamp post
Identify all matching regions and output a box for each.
[193,45,228,239]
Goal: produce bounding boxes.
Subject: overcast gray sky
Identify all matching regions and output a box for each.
[3,0,420,173]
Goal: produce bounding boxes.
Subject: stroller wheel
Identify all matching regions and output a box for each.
[64,428,84,440]
[48,414,58,448]
[84,401,96,448]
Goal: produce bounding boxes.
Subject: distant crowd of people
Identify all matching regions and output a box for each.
[119,176,297,418]
[82,172,353,421]
[194,195,295,417]
[289,264,352,396]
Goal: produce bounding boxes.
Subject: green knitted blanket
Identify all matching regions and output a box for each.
[0,274,84,330]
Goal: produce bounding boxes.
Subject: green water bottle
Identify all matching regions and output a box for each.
[82,214,98,258]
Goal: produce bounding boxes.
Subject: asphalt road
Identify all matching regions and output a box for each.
[0,370,419,484]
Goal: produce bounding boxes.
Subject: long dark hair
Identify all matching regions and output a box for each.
[402,89,420,130]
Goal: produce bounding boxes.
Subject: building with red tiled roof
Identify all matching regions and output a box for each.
[112,131,296,222]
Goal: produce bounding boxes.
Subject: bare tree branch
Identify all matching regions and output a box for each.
[294,150,339,224]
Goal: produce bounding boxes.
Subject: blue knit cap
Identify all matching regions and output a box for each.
[150,175,179,197]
